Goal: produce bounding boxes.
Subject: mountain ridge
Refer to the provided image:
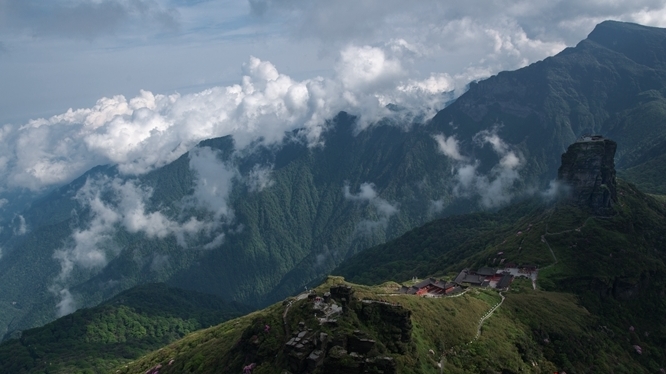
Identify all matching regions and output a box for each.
[1,20,666,337]
[0,283,251,374]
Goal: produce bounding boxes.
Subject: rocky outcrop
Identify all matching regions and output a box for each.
[285,329,329,373]
[356,301,412,354]
[280,285,407,373]
[329,284,354,302]
[557,136,617,214]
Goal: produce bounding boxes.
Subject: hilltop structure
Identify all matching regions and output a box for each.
[557,135,618,214]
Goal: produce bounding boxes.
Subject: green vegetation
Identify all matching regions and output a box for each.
[115,272,662,373]
[334,179,666,372]
[0,283,250,374]
[115,177,663,372]
[6,171,659,372]
[620,152,666,194]
[1,19,666,348]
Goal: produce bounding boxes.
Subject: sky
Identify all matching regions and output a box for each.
[2,0,666,192]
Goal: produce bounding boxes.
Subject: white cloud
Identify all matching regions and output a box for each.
[433,134,466,161]
[343,182,399,231]
[336,45,404,92]
[343,182,378,201]
[0,52,458,192]
[14,0,660,195]
[52,174,216,284]
[541,179,571,201]
[186,146,238,220]
[429,199,445,214]
[13,214,27,235]
[440,128,524,208]
[203,233,226,250]
[397,74,454,96]
[48,147,242,315]
[246,164,275,192]
[5,0,666,145]
[55,287,76,318]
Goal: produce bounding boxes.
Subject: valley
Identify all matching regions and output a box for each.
[0,19,666,373]
[112,175,666,373]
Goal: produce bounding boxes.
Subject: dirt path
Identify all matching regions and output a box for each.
[473,292,505,341]
[540,233,558,265]
[539,215,593,271]
[462,292,505,345]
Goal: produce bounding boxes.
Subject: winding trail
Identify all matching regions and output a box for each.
[471,292,505,342]
[540,233,558,266]
[540,215,597,273]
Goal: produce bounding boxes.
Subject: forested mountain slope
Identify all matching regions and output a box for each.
[118,176,666,373]
[1,20,666,337]
[0,283,250,374]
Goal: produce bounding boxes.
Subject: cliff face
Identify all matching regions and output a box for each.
[557,136,618,213]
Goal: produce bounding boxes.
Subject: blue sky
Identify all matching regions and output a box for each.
[1,0,666,191]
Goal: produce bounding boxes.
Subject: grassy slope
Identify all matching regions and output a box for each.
[0,284,250,374]
[110,179,666,373]
[620,151,666,194]
[334,180,666,372]
[116,275,658,373]
[106,178,666,373]
[3,21,666,337]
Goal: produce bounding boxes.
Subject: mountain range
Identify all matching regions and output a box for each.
[114,177,666,373]
[0,21,665,370]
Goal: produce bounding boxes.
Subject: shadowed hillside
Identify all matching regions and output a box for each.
[0,284,251,374]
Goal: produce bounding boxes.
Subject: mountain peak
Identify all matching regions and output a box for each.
[585,20,666,69]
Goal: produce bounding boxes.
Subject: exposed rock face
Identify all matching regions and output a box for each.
[557,136,618,214]
[280,286,407,374]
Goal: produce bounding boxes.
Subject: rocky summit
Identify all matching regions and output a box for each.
[557,135,618,214]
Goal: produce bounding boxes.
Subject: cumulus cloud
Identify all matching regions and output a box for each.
[245,0,666,113]
[0,51,456,193]
[336,45,404,92]
[248,1,573,78]
[343,182,399,232]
